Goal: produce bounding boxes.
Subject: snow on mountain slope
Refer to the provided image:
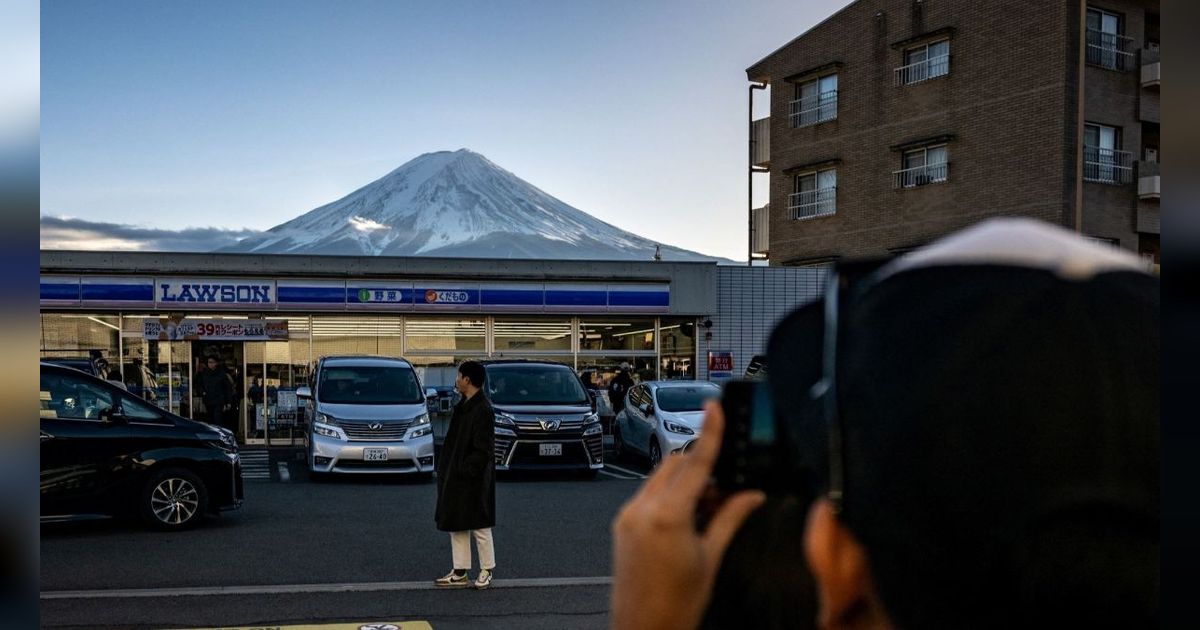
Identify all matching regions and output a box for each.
[219,149,723,261]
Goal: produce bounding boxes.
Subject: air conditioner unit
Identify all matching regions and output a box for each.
[1144,148,1158,163]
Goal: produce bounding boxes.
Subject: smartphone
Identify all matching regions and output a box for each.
[714,379,777,492]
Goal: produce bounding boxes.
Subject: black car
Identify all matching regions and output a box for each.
[482,359,604,475]
[40,362,243,530]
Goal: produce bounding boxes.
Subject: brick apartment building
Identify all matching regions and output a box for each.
[746,0,1160,267]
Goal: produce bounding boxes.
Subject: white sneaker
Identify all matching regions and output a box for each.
[474,569,493,590]
[434,570,469,588]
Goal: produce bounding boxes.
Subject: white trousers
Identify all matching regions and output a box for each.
[450,528,495,571]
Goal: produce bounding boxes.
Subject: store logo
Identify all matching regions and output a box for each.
[424,290,470,304]
[159,282,271,304]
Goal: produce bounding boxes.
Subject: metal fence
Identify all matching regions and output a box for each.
[1086,29,1135,71]
[892,162,949,188]
[789,90,838,128]
[1083,147,1133,184]
[788,186,837,219]
[894,54,950,86]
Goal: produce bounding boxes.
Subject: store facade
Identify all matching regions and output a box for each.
[40,252,717,446]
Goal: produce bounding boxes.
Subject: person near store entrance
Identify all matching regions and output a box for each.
[197,355,235,434]
[434,360,497,590]
[608,362,635,415]
[126,356,158,402]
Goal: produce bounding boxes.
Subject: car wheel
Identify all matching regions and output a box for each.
[140,468,208,531]
[649,438,663,469]
[612,424,625,457]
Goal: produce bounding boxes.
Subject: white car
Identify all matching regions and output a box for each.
[612,381,721,468]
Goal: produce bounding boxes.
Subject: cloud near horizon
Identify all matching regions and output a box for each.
[40,215,259,252]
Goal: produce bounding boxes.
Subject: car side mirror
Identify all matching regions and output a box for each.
[296,386,312,399]
[425,388,438,398]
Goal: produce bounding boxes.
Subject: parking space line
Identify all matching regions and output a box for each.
[602,463,647,479]
[597,469,635,480]
[41,576,614,600]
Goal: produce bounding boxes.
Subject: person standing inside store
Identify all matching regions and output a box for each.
[197,355,235,433]
[434,360,497,590]
[608,362,635,415]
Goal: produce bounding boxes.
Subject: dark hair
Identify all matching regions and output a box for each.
[458,361,486,388]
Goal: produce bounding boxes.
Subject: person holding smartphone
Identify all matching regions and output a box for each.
[610,219,1159,630]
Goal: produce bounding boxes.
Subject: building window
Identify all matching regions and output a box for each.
[894,145,949,188]
[790,74,838,128]
[1084,123,1132,184]
[789,168,837,219]
[895,39,950,85]
[1086,7,1133,71]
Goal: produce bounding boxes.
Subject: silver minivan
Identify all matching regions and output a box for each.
[298,355,434,477]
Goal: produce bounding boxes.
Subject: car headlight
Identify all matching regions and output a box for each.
[316,412,339,425]
[495,427,517,437]
[407,424,432,439]
[583,412,600,425]
[411,412,430,426]
[495,411,517,426]
[313,418,344,440]
[583,423,603,436]
[664,421,695,435]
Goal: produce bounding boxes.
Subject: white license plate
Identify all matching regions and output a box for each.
[363,448,389,461]
[539,443,563,456]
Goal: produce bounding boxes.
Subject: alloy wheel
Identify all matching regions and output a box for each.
[150,477,200,526]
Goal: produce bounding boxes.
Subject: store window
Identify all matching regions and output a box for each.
[312,315,403,357]
[39,313,121,378]
[659,318,698,380]
[579,318,655,352]
[493,317,572,353]
[405,318,486,353]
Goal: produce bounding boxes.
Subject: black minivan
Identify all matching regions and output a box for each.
[482,360,604,476]
[40,362,244,530]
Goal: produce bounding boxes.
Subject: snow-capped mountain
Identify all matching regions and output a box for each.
[219,149,723,261]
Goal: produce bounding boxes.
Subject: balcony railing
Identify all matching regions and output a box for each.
[788,187,836,220]
[892,162,949,188]
[789,91,838,128]
[894,54,950,86]
[751,117,770,167]
[1086,29,1135,71]
[1083,147,1133,184]
[1141,47,1160,88]
[1138,161,1160,199]
[751,204,770,255]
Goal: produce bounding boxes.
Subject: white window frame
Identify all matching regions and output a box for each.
[790,73,838,128]
[1083,122,1131,184]
[894,145,949,188]
[1086,7,1133,71]
[788,168,837,220]
[896,39,950,85]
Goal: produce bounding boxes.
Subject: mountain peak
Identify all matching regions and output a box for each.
[221,150,722,261]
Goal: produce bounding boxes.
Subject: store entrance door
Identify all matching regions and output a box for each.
[244,340,308,447]
[191,341,244,440]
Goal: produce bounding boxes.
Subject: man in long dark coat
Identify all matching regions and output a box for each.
[434,360,497,590]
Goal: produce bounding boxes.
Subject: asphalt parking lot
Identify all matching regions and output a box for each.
[40,448,657,629]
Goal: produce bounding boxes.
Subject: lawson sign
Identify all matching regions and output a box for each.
[157,278,275,306]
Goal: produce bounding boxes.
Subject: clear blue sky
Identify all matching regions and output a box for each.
[41,0,850,260]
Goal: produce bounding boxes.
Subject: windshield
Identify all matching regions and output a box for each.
[655,385,720,412]
[485,364,590,406]
[318,365,423,405]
